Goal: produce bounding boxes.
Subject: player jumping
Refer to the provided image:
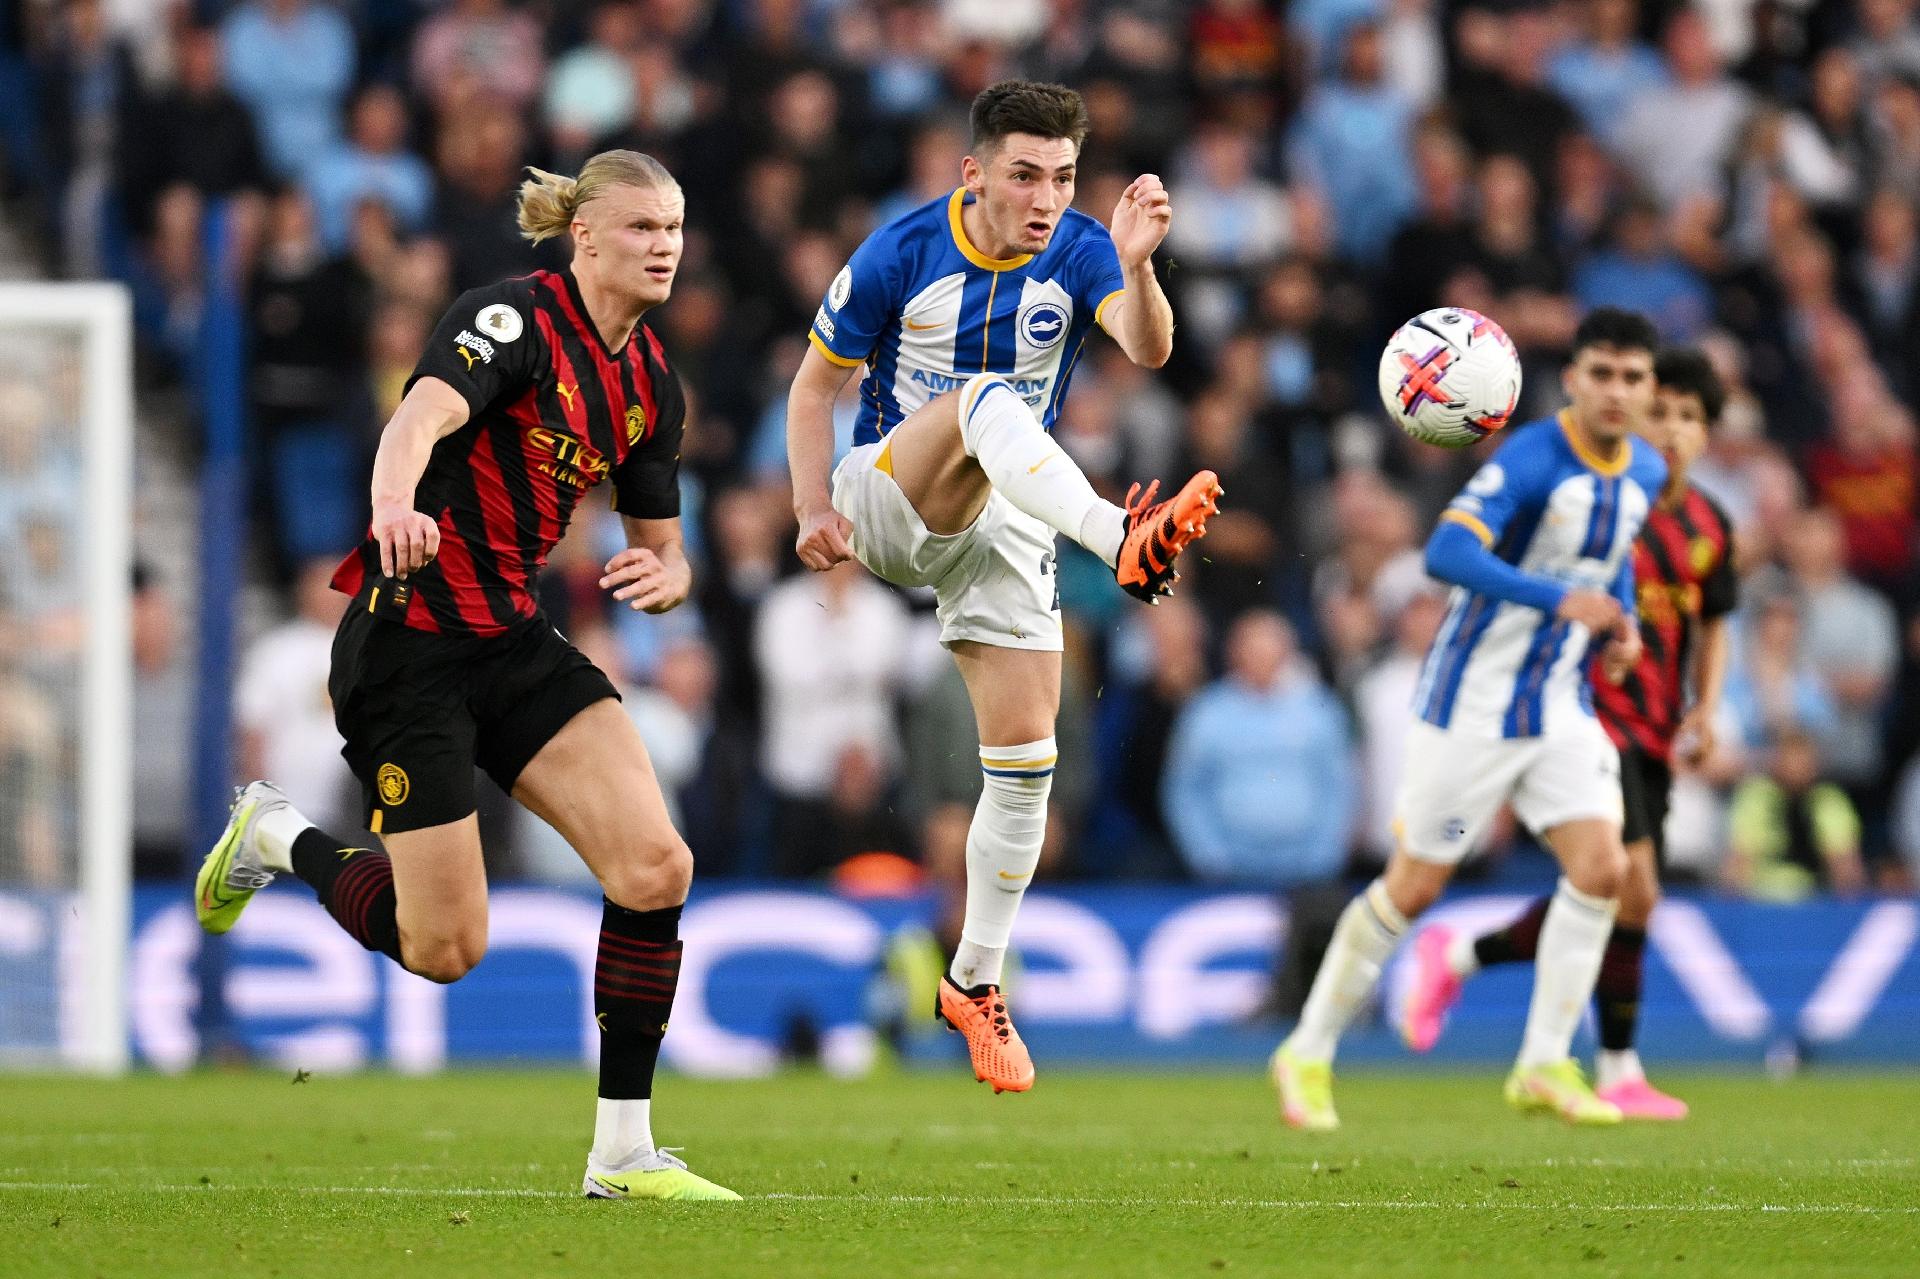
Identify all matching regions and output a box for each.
[1402,348,1734,1120]
[1272,308,1668,1128]
[195,151,739,1200]
[785,81,1221,1093]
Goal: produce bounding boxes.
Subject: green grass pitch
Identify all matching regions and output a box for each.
[3,1069,1915,1277]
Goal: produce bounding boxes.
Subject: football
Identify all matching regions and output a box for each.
[1377,308,1522,448]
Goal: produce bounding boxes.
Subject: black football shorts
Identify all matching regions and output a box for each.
[1617,745,1674,865]
[329,608,618,835]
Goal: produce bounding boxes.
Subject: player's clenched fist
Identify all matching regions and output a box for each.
[372,500,440,580]
[1555,588,1622,634]
[1112,174,1173,267]
[794,506,855,572]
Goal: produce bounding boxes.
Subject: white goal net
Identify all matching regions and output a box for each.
[0,283,132,1071]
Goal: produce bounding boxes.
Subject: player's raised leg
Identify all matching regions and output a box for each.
[1503,817,1625,1125]
[512,699,739,1201]
[932,642,1060,1093]
[883,372,1221,599]
[197,782,486,983]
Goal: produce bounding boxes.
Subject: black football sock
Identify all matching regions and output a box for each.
[595,898,684,1100]
[1595,925,1647,1052]
[290,828,403,964]
[1473,895,1551,968]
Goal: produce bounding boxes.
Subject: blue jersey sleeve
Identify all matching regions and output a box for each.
[809,231,902,367]
[1426,430,1569,614]
[1066,224,1127,333]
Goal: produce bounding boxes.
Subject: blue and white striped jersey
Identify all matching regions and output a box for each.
[1414,411,1669,739]
[808,188,1126,447]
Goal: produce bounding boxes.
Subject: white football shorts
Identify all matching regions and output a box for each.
[831,438,1062,651]
[1393,715,1623,864]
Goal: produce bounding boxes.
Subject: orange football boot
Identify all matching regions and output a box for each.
[1115,470,1224,602]
[936,976,1034,1094]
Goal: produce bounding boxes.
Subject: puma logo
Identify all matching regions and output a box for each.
[457,346,479,371]
[557,382,578,411]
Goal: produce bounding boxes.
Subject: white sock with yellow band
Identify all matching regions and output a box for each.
[956,374,1126,567]
[949,737,1056,989]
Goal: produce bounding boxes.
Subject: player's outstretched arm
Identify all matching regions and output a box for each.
[369,376,470,579]
[1101,175,1175,369]
[786,346,861,571]
[1426,517,1622,637]
[602,516,692,614]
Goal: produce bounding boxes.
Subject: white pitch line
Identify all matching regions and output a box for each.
[2,1182,1907,1215]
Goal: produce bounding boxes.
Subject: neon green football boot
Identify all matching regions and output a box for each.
[1271,1042,1339,1131]
[194,781,288,934]
[583,1149,741,1201]
[1504,1059,1623,1125]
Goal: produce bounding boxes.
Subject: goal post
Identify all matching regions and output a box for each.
[0,282,133,1073]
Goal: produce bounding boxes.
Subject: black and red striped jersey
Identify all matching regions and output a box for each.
[331,268,685,637]
[1589,483,1737,761]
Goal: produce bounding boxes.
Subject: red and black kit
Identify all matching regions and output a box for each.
[1588,483,1737,856]
[327,268,687,835]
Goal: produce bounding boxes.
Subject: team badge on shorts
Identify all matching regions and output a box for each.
[377,763,411,806]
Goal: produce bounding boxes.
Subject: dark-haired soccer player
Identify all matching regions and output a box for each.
[787,80,1222,1094]
[195,150,738,1200]
[1273,309,1668,1129]
[1402,347,1735,1121]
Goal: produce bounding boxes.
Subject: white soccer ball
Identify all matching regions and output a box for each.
[1377,308,1522,449]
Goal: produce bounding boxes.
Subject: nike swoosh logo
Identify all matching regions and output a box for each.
[1027,457,1051,474]
[903,318,946,331]
[997,870,1031,881]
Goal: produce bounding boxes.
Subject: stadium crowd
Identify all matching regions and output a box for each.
[3,0,1919,899]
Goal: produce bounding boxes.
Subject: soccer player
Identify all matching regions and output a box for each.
[785,81,1221,1093]
[1402,348,1735,1120]
[1271,308,1668,1129]
[194,150,739,1201]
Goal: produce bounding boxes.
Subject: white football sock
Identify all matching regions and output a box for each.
[949,737,1055,989]
[1595,1048,1644,1090]
[1518,878,1619,1069]
[1445,929,1481,979]
[1286,880,1407,1062]
[590,1097,653,1170]
[957,374,1126,567]
[252,803,312,873]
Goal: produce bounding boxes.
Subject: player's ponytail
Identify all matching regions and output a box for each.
[516,151,683,245]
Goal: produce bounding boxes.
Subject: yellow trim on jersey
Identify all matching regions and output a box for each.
[1439,509,1494,546]
[947,188,1033,272]
[981,270,999,366]
[368,587,380,614]
[808,329,863,368]
[370,810,384,835]
[1558,409,1630,478]
[1094,288,1126,333]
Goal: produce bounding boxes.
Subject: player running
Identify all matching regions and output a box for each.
[194,151,739,1200]
[786,81,1221,1094]
[1402,348,1734,1120]
[1272,308,1668,1129]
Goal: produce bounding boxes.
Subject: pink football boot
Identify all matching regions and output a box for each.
[1596,1078,1690,1120]
[1400,925,1464,1053]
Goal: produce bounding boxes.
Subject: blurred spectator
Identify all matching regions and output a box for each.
[753,561,911,877]
[1803,383,1918,601]
[1727,725,1868,899]
[433,103,534,290]
[1173,387,1290,625]
[1616,8,1753,211]
[1352,586,1446,868]
[1161,611,1355,886]
[1101,597,1211,880]
[1724,591,1841,752]
[131,565,192,880]
[119,25,268,250]
[305,84,434,255]
[1166,123,1294,272]
[1381,122,1477,323]
[220,0,356,180]
[1573,197,1713,341]
[1285,22,1417,267]
[0,646,60,887]
[1452,7,1580,187]
[1189,0,1290,102]
[1773,49,1869,212]
[235,557,353,834]
[1548,0,1670,147]
[410,0,545,121]
[1845,187,1920,409]
[543,1,642,157]
[1778,507,1901,831]
[35,0,139,277]
[1849,0,1920,93]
